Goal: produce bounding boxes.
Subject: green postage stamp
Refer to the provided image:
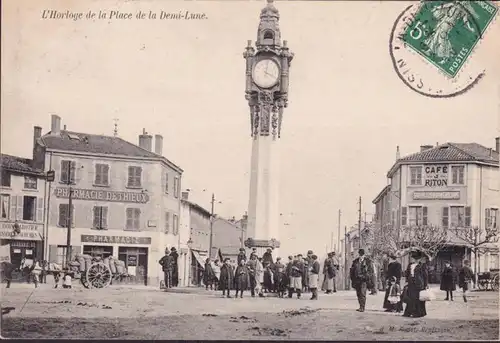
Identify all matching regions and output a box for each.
[401,1,498,78]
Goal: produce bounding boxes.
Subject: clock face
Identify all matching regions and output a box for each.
[252,59,280,88]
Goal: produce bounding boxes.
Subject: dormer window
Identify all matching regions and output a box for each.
[263,31,274,40]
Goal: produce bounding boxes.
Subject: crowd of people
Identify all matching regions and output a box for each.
[349,248,476,318]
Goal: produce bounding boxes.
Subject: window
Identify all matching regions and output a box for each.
[24,176,37,190]
[486,208,498,229]
[56,246,68,268]
[0,194,9,219]
[22,196,36,221]
[60,160,76,184]
[58,203,75,227]
[449,206,471,227]
[165,212,170,233]
[408,206,428,226]
[263,30,274,39]
[93,206,108,229]
[165,173,169,194]
[1,171,11,187]
[409,166,422,185]
[401,207,407,226]
[127,166,142,188]
[451,166,465,185]
[489,254,499,271]
[174,177,180,198]
[126,208,141,230]
[173,214,179,235]
[94,164,110,186]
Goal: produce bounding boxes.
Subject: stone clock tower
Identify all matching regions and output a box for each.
[243,0,293,257]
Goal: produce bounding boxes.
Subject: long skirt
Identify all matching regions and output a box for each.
[383,283,403,312]
[323,277,334,291]
[290,276,302,290]
[403,284,427,318]
[309,273,319,289]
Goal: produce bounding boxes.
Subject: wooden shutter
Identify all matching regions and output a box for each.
[401,207,407,226]
[126,208,133,229]
[464,206,471,227]
[60,161,68,182]
[95,165,102,185]
[16,196,23,220]
[103,165,109,185]
[127,167,135,187]
[136,168,142,187]
[93,206,100,228]
[36,197,44,223]
[134,209,140,230]
[165,173,169,193]
[165,212,170,233]
[102,207,108,228]
[485,208,491,228]
[70,161,76,183]
[422,206,428,226]
[173,214,178,235]
[9,195,17,220]
[442,207,449,229]
[58,204,67,227]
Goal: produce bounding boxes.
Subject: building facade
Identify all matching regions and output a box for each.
[372,140,500,280]
[0,152,47,267]
[37,115,183,286]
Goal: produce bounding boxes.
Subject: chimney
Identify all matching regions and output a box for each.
[33,126,42,151]
[495,137,499,153]
[396,146,400,160]
[420,145,433,152]
[181,191,189,200]
[32,126,43,168]
[51,115,61,135]
[63,124,67,131]
[154,134,163,155]
[138,128,152,151]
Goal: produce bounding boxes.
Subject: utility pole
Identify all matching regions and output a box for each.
[358,196,362,249]
[330,232,334,252]
[209,193,215,258]
[66,163,74,267]
[337,209,341,253]
[344,226,349,290]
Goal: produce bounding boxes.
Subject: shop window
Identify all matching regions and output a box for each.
[60,160,76,184]
[451,166,465,185]
[409,166,422,185]
[83,245,113,258]
[165,212,170,233]
[174,177,180,198]
[57,246,68,268]
[22,196,36,221]
[0,194,9,219]
[93,206,108,229]
[94,164,110,186]
[173,214,179,235]
[1,170,11,187]
[126,208,141,231]
[24,176,37,190]
[58,203,75,227]
[127,166,142,188]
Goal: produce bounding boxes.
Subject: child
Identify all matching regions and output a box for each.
[63,272,73,289]
[458,260,474,303]
[219,258,234,298]
[386,276,403,312]
[234,260,248,298]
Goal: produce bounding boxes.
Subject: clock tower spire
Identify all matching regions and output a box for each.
[243,0,293,256]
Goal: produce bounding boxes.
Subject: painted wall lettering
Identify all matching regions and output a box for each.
[54,188,149,204]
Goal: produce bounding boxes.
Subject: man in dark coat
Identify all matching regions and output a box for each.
[247,254,258,297]
[170,247,179,287]
[219,258,234,298]
[273,257,287,297]
[331,252,340,293]
[288,255,304,299]
[237,248,247,265]
[262,248,274,266]
[309,254,321,300]
[440,261,457,301]
[203,258,215,290]
[158,248,174,289]
[458,260,474,303]
[349,248,374,312]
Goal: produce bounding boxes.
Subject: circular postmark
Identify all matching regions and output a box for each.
[389,1,497,98]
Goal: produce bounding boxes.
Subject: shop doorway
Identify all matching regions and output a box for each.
[5,240,38,282]
[118,247,148,286]
[82,245,114,259]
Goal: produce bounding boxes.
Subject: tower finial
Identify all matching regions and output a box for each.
[113,118,119,137]
[267,0,274,4]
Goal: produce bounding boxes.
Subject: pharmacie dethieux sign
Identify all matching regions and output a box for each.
[423,165,449,187]
[54,187,149,204]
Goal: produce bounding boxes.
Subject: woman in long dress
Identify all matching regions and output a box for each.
[203,258,215,290]
[403,251,429,318]
[383,254,403,312]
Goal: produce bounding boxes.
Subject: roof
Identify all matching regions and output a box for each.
[181,199,211,217]
[372,185,391,204]
[388,142,499,177]
[40,130,183,172]
[0,154,45,176]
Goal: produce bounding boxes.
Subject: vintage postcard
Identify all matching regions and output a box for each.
[1,0,499,340]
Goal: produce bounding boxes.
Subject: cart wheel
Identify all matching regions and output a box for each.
[85,262,112,289]
[492,275,499,292]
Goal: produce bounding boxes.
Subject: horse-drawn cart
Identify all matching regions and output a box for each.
[476,268,499,291]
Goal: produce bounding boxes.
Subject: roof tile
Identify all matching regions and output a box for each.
[1,154,44,175]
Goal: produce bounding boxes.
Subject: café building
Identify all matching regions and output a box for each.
[36,115,183,286]
[0,152,47,267]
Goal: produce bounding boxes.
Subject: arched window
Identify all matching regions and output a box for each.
[263,31,274,40]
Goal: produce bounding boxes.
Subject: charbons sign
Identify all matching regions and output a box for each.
[54,188,149,204]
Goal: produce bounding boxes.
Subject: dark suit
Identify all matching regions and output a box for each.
[350,257,374,311]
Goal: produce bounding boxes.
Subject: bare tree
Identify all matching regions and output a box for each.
[452,225,499,286]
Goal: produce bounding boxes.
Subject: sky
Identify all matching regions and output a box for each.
[2,0,499,258]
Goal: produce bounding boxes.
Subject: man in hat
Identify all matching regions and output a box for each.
[288,255,304,299]
[170,247,179,287]
[237,248,247,265]
[262,248,274,266]
[247,253,258,297]
[323,252,336,294]
[349,248,374,312]
[331,252,340,293]
[159,247,174,289]
[304,251,314,292]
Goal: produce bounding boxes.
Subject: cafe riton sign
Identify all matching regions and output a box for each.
[423,165,449,187]
[54,188,149,204]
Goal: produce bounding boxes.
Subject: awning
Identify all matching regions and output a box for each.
[192,250,207,269]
